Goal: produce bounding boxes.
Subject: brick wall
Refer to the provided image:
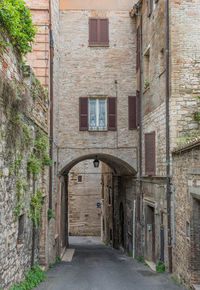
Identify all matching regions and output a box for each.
[68,160,101,236]
[57,5,138,168]
[25,0,50,90]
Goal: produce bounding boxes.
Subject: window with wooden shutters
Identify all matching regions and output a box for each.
[145,131,156,175]
[89,18,109,46]
[108,97,117,131]
[136,26,140,71]
[79,97,88,131]
[136,91,140,128]
[128,96,137,130]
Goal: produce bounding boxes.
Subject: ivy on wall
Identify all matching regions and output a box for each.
[0,0,36,55]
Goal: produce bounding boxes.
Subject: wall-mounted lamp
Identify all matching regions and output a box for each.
[93,156,99,168]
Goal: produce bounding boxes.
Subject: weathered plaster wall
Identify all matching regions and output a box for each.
[59,0,137,11]
[68,160,101,236]
[0,32,49,289]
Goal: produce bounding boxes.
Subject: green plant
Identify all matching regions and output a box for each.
[156,261,165,273]
[144,80,150,88]
[47,208,55,221]
[14,176,26,218]
[23,124,33,147]
[49,263,53,269]
[0,0,37,55]
[10,263,46,289]
[128,252,133,257]
[29,189,43,228]
[27,153,42,177]
[144,262,149,267]
[56,257,61,263]
[14,155,22,175]
[138,256,143,263]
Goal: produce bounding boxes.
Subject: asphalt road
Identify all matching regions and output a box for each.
[36,236,186,290]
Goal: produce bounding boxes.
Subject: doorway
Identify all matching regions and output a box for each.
[145,205,155,262]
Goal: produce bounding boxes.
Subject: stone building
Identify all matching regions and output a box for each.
[131,0,200,284]
[0,31,49,288]
[172,139,200,287]
[68,160,102,236]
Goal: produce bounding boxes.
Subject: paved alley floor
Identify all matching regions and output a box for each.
[36,237,186,290]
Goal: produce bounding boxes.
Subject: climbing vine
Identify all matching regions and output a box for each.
[0,0,36,55]
[194,96,200,123]
[29,189,43,228]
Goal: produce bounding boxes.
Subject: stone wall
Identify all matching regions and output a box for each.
[102,163,136,253]
[0,32,49,289]
[170,0,200,148]
[68,160,101,236]
[134,0,169,268]
[172,140,200,287]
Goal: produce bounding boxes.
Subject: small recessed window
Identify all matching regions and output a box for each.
[89,98,107,131]
[18,214,25,244]
[186,221,190,238]
[77,175,82,183]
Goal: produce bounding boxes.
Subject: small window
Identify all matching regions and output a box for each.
[144,48,150,89]
[186,221,190,239]
[77,175,82,183]
[89,98,107,131]
[18,214,25,244]
[89,18,109,46]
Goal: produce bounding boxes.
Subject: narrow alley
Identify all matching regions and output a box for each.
[37,237,185,290]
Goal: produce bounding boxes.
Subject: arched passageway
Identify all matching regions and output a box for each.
[56,153,137,257]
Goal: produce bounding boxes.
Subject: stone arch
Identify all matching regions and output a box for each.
[59,149,137,176]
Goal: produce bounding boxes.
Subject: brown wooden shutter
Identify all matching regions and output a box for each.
[128,96,137,130]
[108,97,117,131]
[79,97,88,131]
[145,132,156,175]
[89,18,109,46]
[136,26,140,71]
[89,19,98,45]
[136,90,140,127]
[99,19,109,45]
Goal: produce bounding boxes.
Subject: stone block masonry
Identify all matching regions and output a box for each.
[0,31,49,289]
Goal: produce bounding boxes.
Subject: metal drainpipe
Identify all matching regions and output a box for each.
[49,0,54,210]
[166,0,172,272]
[139,15,143,260]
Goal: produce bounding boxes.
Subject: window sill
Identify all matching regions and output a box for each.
[89,44,109,47]
[89,128,108,132]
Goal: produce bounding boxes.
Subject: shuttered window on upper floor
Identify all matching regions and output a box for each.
[145,131,156,175]
[79,97,117,131]
[89,18,109,46]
